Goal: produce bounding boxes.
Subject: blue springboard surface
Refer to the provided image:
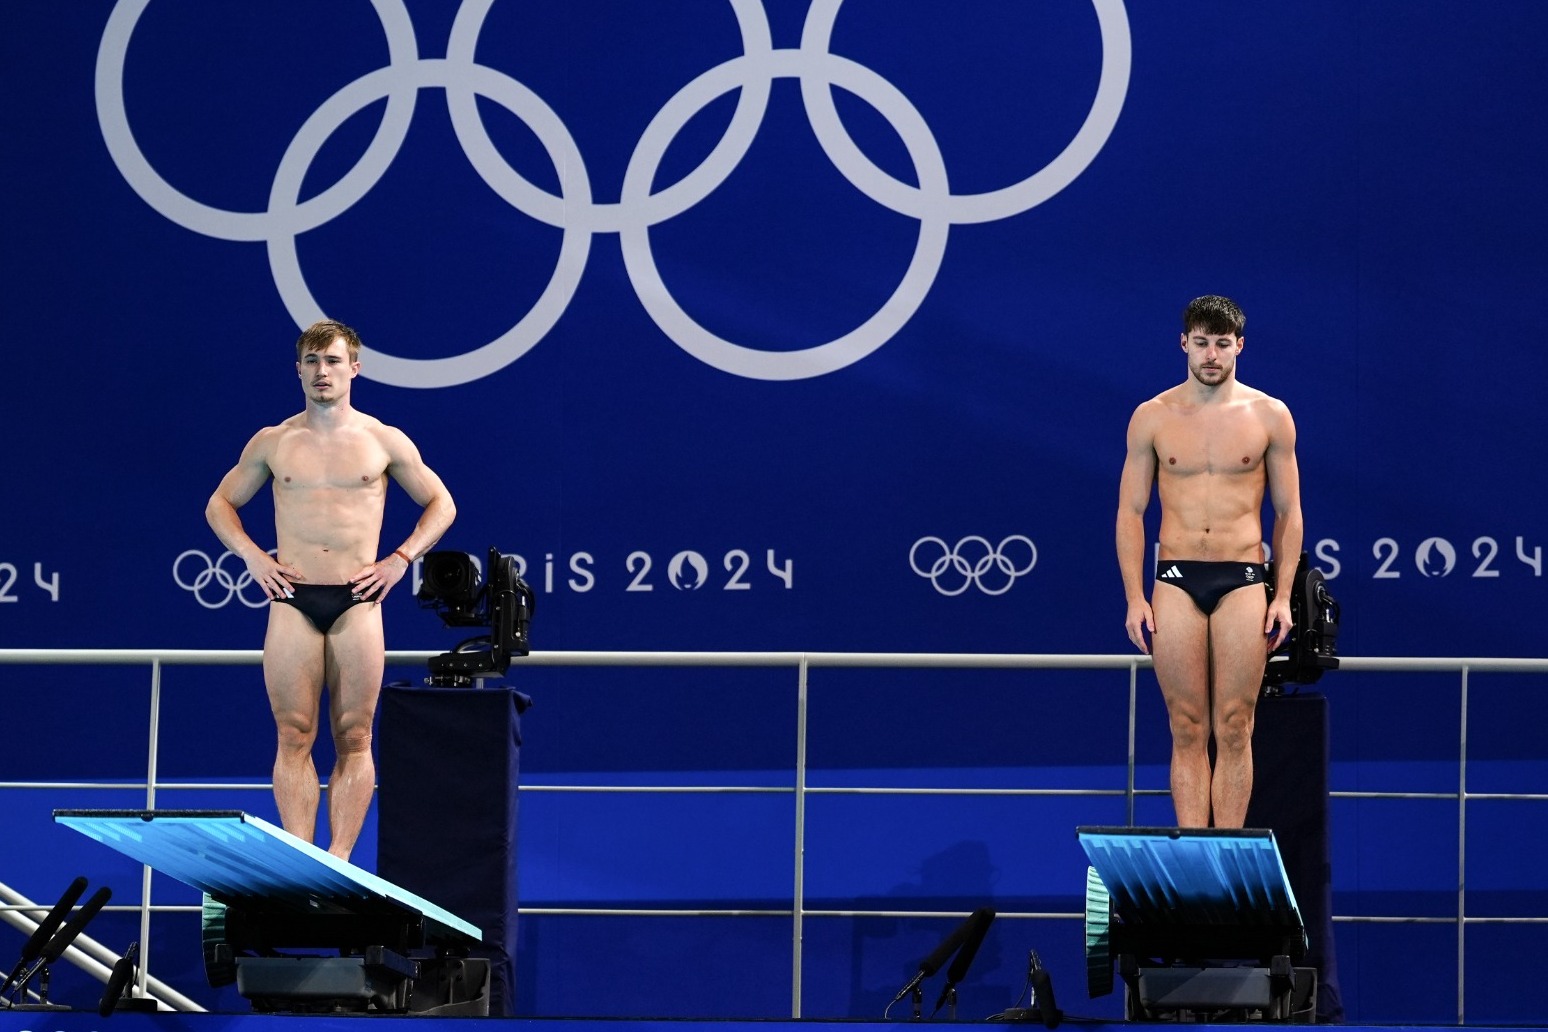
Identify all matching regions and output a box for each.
[1077,826,1303,931]
[53,809,480,944]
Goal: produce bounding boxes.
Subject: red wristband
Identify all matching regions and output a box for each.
[393,549,412,566]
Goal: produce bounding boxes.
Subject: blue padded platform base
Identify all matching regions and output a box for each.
[54,809,481,946]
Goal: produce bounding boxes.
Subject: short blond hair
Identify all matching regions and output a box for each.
[296,319,362,362]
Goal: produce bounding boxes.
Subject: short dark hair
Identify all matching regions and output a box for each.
[1182,295,1245,337]
[296,319,362,362]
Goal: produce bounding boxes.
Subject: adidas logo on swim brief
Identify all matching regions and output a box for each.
[1159,565,1183,579]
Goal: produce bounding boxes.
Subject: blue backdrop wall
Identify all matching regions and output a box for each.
[2,0,1547,1024]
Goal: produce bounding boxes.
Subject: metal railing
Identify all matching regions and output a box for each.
[1,648,1546,1022]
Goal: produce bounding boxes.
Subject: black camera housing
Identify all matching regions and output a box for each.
[415,547,534,687]
[1262,552,1340,693]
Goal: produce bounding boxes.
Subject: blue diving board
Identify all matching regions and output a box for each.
[54,809,481,946]
[1077,826,1306,960]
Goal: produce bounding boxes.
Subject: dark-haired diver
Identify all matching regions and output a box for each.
[1116,296,1303,828]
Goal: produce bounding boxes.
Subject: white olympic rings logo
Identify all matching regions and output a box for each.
[173,549,273,610]
[910,536,1038,596]
[96,0,1130,385]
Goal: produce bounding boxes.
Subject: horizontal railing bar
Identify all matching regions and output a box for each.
[8,903,1540,926]
[20,780,1548,803]
[0,782,274,790]
[522,785,1132,796]
[0,904,199,915]
[0,649,268,664]
[1331,798,1461,804]
[802,786,1129,796]
[26,781,1548,802]
[513,909,1548,924]
[510,909,1548,928]
[803,910,1082,920]
[1333,657,1548,673]
[1332,790,1548,802]
[516,908,1084,920]
[6,648,1547,673]
[524,785,791,793]
[518,908,796,918]
[1331,922,1486,928]
[0,649,1141,668]
[513,909,1548,928]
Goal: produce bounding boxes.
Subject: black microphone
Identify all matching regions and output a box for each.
[0,877,87,999]
[1031,956,1063,1029]
[886,908,983,1008]
[98,943,138,1018]
[931,908,996,1016]
[7,884,110,1006]
[38,886,112,964]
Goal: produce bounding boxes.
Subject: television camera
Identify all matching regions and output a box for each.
[1262,551,1340,694]
[415,547,534,687]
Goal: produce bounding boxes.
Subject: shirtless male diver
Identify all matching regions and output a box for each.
[1116,295,1303,828]
[207,320,456,860]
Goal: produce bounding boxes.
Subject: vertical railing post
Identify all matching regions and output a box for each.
[791,655,810,1018]
[140,657,163,996]
[1457,665,1469,1025]
[1127,660,1139,826]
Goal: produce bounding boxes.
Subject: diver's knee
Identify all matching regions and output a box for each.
[333,727,374,756]
[1214,708,1255,751]
[274,715,317,752]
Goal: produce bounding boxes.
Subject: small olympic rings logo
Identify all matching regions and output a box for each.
[96,0,1130,385]
[172,549,272,610]
[910,536,1038,596]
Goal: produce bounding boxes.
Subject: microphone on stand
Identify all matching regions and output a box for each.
[39,886,113,965]
[98,943,139,1017]
[1032,959,1063,1029]
[886,908,981,1014]
[0,877,87,1000]
[931,908,996,1017]
[10,886,113,1006]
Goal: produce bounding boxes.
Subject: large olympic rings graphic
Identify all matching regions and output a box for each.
[97,0,1129,385]
[910,536,1038,597]
[172,549,273,610]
